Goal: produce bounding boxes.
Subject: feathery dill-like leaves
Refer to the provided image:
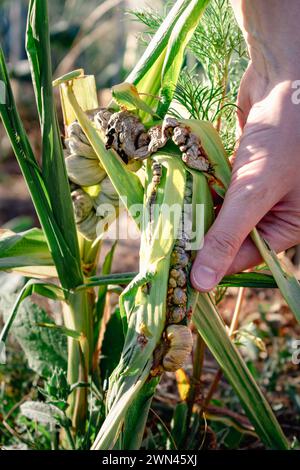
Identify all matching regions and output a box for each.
[169,72,226,121]
[189,0,247,86]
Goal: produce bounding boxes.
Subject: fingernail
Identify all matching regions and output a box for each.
[191,265,218,291]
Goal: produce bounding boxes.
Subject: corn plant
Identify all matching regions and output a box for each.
[0,0,299,451]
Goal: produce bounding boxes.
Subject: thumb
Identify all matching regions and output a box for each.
[190,177,273,292]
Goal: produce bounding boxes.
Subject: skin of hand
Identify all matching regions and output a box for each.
[191,0,300,292]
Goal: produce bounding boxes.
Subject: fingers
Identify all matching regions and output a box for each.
[190,185,271,291]
[190,74,297,292]
[227,214,300,274]
[226,234,297,275]
[226,237,262,275]
[190,128,282,292]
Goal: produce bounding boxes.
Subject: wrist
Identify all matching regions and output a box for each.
[230,0,300,84]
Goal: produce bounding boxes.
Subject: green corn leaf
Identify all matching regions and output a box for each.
[0,48,82,289]
[76,272,138,291]
[36,323,85,341]
[251,229,300,323]
[123,0,203,121]
[52,68,84,88]
[26,0,82,284]
[112,82,157,117]
[0,279,65,345]
[169,402,188,450]
[91,370,149,450]
[76,271,279,290]
[127,0,188,96]
[157,0,211,117]
[121,378,160,450]
[94,242,117,348]
[193,293,289,450]
[0,228,53,270]
[191,171,214,235]
[96,242,117,314]
[205,410,257,438]
[221,272,277,289]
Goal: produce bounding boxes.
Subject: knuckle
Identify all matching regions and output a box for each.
[207,230,241,258]
[228,177,268,210]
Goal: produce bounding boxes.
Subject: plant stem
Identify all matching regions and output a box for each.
[59,74,102,437]
[202,368,223,409]
[229,287,246,336]
[216,57,229,132]
[63,422,76,450]
[62,291,92,434]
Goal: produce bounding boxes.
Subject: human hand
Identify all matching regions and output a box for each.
[191,64,300,292]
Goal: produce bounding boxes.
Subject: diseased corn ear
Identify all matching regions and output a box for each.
[65,136,98,160]
[63,83,144,229]
[94,192,119,209]
[71,189,93,223]
[181,119,231,195]
[163,325,193,372]
[65,154,106,186]
[76,210,98,241]
[99,177,119,201]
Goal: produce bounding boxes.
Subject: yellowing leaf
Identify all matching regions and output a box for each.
[175,368,190,401]
[112,82,157,117]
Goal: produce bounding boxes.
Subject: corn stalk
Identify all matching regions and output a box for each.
[59,74,103,431]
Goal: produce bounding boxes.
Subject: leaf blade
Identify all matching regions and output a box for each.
[157,0,211,116]
[26,0,82,285]
[193,293,289,450]
[0,48,82,288]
